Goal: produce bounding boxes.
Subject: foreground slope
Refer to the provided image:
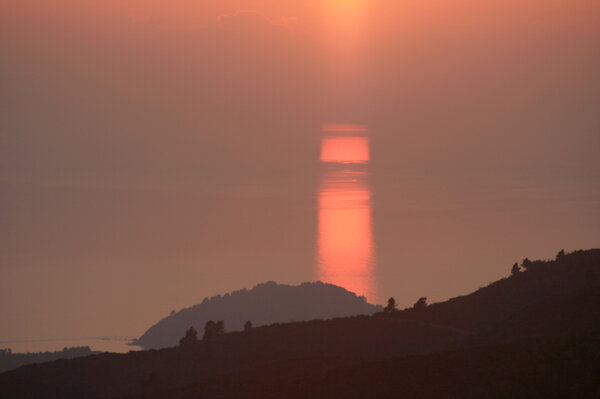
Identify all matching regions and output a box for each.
[0,317,466,399]
[388,249,600,335]
[135,281,381,349]
[1,249,598,399]
[122,334,600,399]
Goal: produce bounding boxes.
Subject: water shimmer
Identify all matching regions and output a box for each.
[317,126,377,302]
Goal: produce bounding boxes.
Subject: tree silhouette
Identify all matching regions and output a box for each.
[556,249,565,260]
[179,327,198,346]
[203,321,216,340]
[244,321,253,331]
[521,258,532,269]
[384,297,397,312]
[511,262,521,276]
[413,297,427,310]
[216,321,225,335]
[203,320,225,341]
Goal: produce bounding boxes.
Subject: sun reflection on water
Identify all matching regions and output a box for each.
[317,125,377,302]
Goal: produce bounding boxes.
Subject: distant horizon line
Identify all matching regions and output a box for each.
[0,336,137,345]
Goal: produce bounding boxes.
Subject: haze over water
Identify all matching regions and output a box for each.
[1,0,599,352]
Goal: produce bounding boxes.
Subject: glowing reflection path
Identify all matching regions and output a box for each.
[317,1,375,301]
[317,125,377,302]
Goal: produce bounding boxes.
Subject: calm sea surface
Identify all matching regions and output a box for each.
[0,337,141,354]
[0,125,598,354]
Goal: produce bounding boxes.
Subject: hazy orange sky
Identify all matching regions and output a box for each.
[1,0,599,342]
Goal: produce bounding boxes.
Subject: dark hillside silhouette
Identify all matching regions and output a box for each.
[481,286,600,344]
[135,281,381,349]
[385,249,600,335]
[116,335,600,399]
[1,249,598,399]
[0,317,467,399]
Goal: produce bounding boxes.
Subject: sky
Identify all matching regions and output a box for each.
[1,0,599,343]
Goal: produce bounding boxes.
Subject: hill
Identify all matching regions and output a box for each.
[135,281,382,349]
[386,249,600,337]
[0,317,467,399]
[120,334,600,399]
[1,249,598,399]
